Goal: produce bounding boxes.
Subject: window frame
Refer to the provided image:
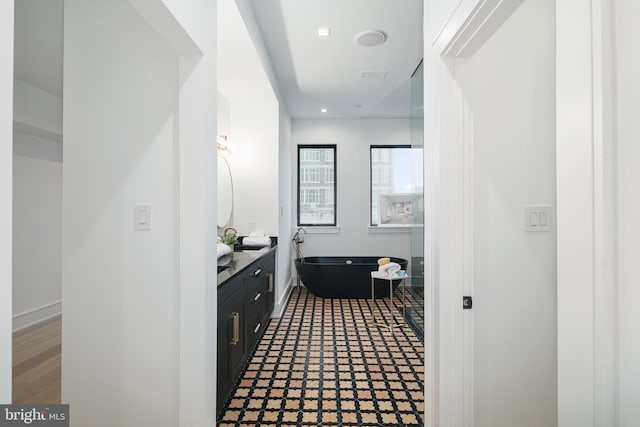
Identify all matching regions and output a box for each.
[297,144,337,226]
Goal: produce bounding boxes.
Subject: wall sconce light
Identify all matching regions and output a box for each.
[217,134,228,150]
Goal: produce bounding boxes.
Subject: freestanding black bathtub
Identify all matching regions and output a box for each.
[294,256,408,299]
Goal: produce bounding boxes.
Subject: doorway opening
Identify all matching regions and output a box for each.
[12,0,64,404]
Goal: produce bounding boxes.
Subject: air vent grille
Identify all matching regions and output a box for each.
[359,71,388,79]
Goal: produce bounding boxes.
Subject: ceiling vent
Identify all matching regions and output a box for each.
[360,71,388,79]
[355,30,387,47]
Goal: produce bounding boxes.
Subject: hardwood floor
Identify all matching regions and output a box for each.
[12,315,61,404]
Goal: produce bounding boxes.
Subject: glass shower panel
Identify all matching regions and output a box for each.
[408,60,424,339]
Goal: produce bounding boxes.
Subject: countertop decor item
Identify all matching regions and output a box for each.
[219,227,239,256]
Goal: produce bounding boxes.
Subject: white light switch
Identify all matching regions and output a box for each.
[134,205,151,231]
[525,206,552,232]
[539,212,548,226]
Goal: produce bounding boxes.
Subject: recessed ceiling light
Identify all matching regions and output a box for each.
[320,108,328,113]
[317,27,331,37]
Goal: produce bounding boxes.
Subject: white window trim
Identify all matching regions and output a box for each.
[293,226,341,234]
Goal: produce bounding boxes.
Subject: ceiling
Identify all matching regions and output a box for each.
[12,0,422,119]
[248,0,423,119]
[14,0,64,98]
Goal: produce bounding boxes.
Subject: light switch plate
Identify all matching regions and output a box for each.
[524,206,552,232]
[134,205,151,231]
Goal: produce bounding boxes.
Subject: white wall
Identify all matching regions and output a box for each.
[0,0,14,405]
[217,92,231,138]
[217,0,279,238]
[455,1,557,426]
[291,119,412,261]
[13,131,62,330]
[616,0,640,424]
[129,2,219,425]
[276,104,293,315]
[229,100,279,236]
[216,92,233,230]
[63,1,181,425]
[174,29,218,427]
[221,0,294,314]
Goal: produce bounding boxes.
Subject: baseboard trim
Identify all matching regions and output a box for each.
[272,277,294,319]
[13,300,62,333]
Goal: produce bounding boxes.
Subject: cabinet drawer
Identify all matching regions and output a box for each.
[218,274,246,304]
[247,270,268,311]
[246,309,266,351]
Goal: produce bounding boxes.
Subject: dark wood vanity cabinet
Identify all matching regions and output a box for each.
[217,249,276,413]
[217,280,247,405]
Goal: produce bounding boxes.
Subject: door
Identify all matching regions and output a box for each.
[426,0,557,426]
[453,1,557,425]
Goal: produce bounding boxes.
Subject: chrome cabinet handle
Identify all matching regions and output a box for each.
[254,292,261,301]
[268,273,274,292]
[253,269,262,277]
[231,312,239,346]
[253,323,261,334]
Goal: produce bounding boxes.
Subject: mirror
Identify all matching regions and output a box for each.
[217,156,233,227]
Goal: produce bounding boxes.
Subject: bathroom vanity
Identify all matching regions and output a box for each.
[216,243,276,413]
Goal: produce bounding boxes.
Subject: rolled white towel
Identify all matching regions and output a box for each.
[378,262,401,276]
[249,231,265,237]
[217,243,232,258]
[242,236,271,247]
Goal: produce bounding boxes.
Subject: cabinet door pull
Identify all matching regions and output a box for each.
[253,268,262,277]
[253,322,261,334]
[231,312,240,346]
[268,273,274,292]
[253,292,261,301]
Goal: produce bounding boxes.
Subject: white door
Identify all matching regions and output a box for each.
[425,1,557,426]
[456,1,557,426]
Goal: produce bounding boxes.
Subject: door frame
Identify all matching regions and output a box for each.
[0,0,14,404]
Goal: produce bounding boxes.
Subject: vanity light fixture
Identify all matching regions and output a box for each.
[317,27,331,37]
[217,134,229,150]
[320,108,328,113]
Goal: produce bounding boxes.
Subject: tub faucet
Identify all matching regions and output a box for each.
[293,226,307,254]
[292,227,306,244]
[292,227,306,287]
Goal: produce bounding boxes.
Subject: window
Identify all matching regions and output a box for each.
[299,189,319,204]
[370,145,423,226]
[298,145,336,225]
[301,167,320,183]
[301,149,320,162]
[325,167,334,184]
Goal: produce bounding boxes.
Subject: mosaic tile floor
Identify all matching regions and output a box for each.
[217,287,425,426]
